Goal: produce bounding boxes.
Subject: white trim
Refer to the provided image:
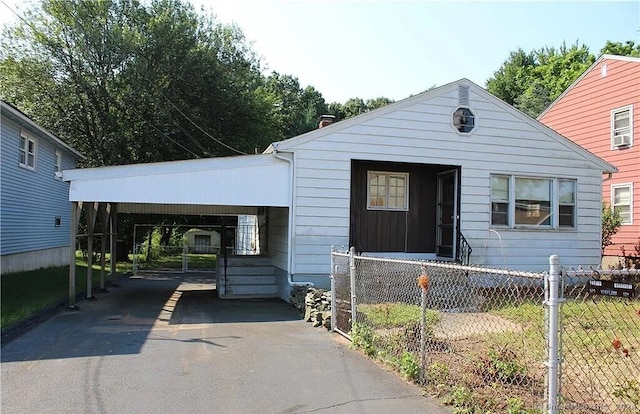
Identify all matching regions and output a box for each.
[611,183,634,225]
[610,105,633,149]
[19,129,37,171]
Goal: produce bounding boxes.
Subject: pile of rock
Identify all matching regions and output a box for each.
[303,288,332,330]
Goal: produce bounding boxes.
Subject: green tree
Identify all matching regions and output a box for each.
[1,0,271,166]
[257,72,329,141]
[602,202,623,255]
[486,42,594,118]
[600,40,640,57]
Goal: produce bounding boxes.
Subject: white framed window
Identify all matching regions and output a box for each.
[19,130,37,170]
[367,171,409,211]
[612,183,633,225]
[490,175,577,229]
[611,105,633,149]
[54,150,62,179]
[490,175,509,226]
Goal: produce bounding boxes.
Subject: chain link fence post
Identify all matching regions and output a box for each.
[546,255,562,414]
[349,246,357,330]
[419,267,429,385]
[330,246,337,333]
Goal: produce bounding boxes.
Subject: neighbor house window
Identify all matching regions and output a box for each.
[612,184,633,224]
[19,130,37,170]
[367,171,409,210]
[54,150,62,179]
[55,217,62,227]
[611,106,632,148]
[490,175,577,229]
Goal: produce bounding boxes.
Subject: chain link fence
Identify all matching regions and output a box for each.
[332,247,547,412]
[133,244,217,273]
[331,247,640,413]
[558,268,640,414]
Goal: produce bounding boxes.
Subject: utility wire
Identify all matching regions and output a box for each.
[158,91,247,155]
[146,122,201,159]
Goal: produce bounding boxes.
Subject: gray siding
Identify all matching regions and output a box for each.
[287,84,605,274]
[1,116,76,257]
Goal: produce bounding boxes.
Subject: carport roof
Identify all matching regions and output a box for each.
[63,154,291,212]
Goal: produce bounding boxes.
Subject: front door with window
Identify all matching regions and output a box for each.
[436,170,458,258]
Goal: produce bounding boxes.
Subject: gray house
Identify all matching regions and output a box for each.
[1,101,83,274]
[63,79,615,302]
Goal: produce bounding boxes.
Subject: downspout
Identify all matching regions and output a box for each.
[272,143,314,289]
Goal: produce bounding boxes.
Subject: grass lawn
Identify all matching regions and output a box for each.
[131,253,217,271]
[1,257,130,329]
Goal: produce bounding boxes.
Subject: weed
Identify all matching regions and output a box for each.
[427,361,450,385]
[476,346,527,384]
[613,379,640,408]
[398,351,420,382]
[350,322,377,357]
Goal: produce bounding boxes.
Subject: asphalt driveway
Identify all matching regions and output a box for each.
[1,273,451,414]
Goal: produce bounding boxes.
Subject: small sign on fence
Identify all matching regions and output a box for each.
[587,279,636,298]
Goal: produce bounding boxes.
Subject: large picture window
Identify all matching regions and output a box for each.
[19,130,37,170]
[612,184,633,225]
[490,175,576,229]
[367,171,409,211]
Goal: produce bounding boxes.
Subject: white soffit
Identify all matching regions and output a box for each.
[64,154,291,207]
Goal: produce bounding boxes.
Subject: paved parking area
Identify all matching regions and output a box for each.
[1,274,451,413]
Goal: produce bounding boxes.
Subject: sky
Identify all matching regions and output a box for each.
[2,0,639,103]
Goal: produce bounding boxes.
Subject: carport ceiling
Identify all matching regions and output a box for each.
[63,154,291,213]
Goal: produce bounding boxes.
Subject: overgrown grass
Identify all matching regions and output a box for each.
[1,257,128,329]
[357,302,440,328]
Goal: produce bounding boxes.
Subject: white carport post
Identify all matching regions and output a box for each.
[109,203,118,285]
[85,202,99,299]
[99,203,109,291]
[68,201,83,308]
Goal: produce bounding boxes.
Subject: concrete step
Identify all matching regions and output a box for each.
[223,266,274,276]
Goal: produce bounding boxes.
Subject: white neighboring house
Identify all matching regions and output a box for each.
[63,79,615,301]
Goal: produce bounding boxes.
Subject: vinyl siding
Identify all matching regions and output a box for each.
[539,57,640,254]
[288,84,606,275]
[1,116,77,256]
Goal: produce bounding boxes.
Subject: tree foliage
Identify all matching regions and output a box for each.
[486,40,640,118]
[256,72,329,141]
[600,40,640,57]
[602,202,623,255]
[1,0,271,166]
[486,42,594,118]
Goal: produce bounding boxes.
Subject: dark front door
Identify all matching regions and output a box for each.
[436,170,458,258]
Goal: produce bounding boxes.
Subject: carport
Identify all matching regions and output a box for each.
[62,153,299,307]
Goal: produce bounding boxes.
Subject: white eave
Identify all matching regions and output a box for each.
[63,154,291,209]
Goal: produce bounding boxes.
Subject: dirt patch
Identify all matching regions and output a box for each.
[433,312,522,339]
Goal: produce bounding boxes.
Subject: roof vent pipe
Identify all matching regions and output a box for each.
[318,114,336,128]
